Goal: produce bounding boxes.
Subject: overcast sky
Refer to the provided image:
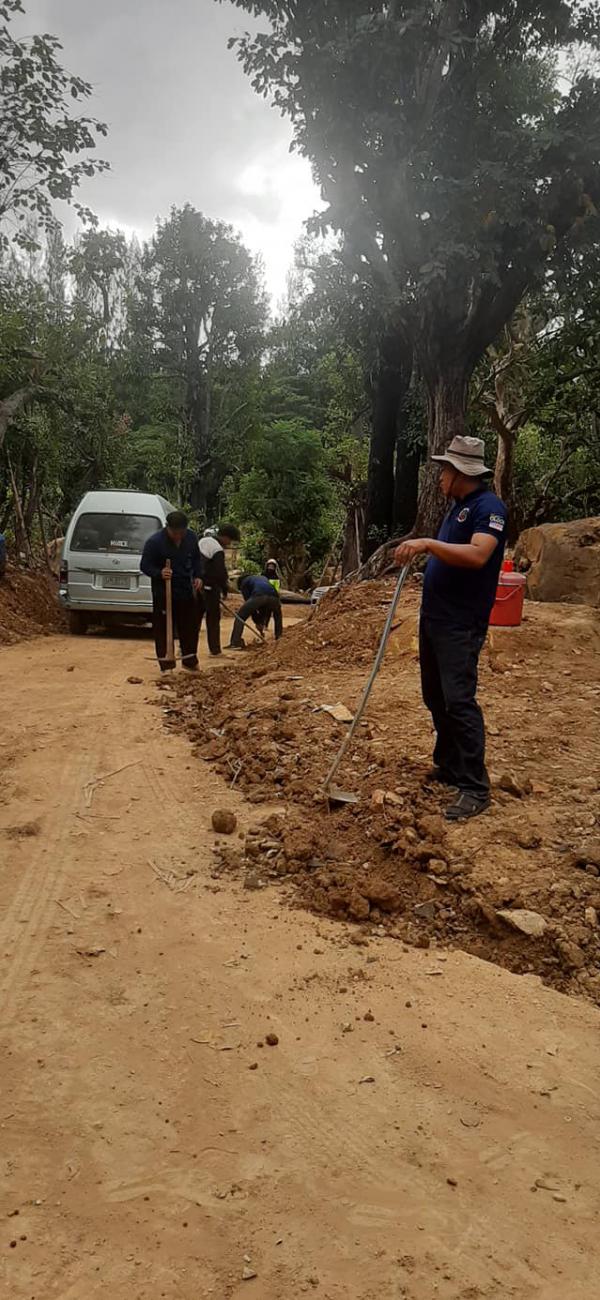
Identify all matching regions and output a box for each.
[20,0,321,305]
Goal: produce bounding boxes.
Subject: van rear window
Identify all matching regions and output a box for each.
[71,513,160,554]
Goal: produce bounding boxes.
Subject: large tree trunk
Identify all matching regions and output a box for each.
[393,430,421,536]
[365,332,412,556]
[415,365,472,535]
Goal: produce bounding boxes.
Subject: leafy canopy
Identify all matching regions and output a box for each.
[233,418,337,581]
[222,2,600,373]
[0,1,108,248]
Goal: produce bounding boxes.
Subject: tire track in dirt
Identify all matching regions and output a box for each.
[0,747,95,1023]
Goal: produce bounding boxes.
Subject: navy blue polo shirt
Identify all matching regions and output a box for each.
[140,528,201,601]
[422,486,508,628]
[240,575,278,601]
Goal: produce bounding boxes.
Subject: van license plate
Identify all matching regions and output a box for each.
[103,574,130,589]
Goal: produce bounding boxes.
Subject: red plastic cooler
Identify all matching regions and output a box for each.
[489,565,526,628]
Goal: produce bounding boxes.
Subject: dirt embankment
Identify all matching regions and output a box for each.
[0,565,66,646]
[166,580,600,1005]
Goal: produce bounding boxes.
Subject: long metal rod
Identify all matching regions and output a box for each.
[220,598,264,642]
[323,565,411,793]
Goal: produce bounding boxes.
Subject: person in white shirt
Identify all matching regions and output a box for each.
[197,523,240,655]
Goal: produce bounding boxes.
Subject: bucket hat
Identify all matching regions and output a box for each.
[431,435,493,477]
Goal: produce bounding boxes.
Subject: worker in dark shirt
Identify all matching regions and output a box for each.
[140,510,203,671]
[395,436,507,822]
[197,523,241,656]
[227,574,283,650]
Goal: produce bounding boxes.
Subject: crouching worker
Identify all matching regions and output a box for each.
[140,510,203,671]
[227,574,283,650]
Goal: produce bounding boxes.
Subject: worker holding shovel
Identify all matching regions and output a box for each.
[140,511,203,672]
[395,436,507,822]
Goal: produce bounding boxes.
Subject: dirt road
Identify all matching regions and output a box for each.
[1,631,599,1299]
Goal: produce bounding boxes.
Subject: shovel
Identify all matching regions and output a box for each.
[160,561,177,671]
[220,597,265,643]
[322,564,411,805]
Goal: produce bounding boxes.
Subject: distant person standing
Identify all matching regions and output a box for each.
[263,558,282,594]
[227,574,282,650]
[262,558,282,632]
[140,511,203,672]
[197,523,241,656]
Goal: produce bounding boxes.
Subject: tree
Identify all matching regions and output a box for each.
[0,0,109,452]
[135,205,267,518]
[222,1,600,532]
[0,0,108,245]
[233,419,337,586]
[70,229,129,335]
[472,214,600,535]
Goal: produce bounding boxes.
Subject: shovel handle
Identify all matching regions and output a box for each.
[164,560,175,662]
[323,565,411,794]
[220,597,264,642]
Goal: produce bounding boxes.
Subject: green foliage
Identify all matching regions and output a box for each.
[0,0,108,248]
[223,0,600,531]
[514,420,600,527]
[233,419,338,585]
[133,204,268,517]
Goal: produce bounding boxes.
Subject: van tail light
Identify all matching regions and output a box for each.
[59,561,68,585]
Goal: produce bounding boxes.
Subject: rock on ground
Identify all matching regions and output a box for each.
[515,517,600,607]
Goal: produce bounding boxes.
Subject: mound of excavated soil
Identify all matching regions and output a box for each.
[165,584,600,1005]
[258,576,420,672]
[0,566,66,646]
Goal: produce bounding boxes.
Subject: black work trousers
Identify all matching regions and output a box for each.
[198,588,222,656]
[230,595,282,647]
[152,592,199,669]
[419,614,489,798]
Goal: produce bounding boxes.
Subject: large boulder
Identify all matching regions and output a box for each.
[515,517,600,607]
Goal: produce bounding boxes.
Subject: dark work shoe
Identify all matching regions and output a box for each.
[225,644,245,652]
[445,792,491,822]
[425,766,458,789]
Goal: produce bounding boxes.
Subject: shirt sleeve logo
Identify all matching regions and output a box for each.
[457,507,470,522]
[489,514,505,532]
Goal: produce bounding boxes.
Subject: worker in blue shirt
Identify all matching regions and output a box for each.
[140,510,203,671]
[395,436,507,822]
[227,574,283,650]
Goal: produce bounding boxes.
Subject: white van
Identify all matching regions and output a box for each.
[59,489,176,634]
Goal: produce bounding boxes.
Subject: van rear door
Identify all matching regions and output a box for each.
[68,512,160,610]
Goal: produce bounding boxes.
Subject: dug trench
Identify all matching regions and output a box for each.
[166,579,600,1005]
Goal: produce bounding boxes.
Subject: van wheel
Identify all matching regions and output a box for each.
[69,612,88,636]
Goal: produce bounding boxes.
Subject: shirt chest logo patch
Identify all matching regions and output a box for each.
[457,508,470,523]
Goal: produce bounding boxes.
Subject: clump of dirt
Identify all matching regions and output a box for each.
[165,583,600,1005]
[211,809,237,835]
[0,566,66,646]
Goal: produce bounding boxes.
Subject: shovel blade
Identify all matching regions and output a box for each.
[325,785,360,806]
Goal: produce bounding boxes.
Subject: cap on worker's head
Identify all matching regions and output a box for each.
[431,436,492,477]
[166,509,188,529]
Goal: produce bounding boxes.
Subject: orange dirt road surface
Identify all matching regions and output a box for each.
[1,629,599,1300]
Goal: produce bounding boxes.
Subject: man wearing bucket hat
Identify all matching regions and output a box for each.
[395,436,507,821]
